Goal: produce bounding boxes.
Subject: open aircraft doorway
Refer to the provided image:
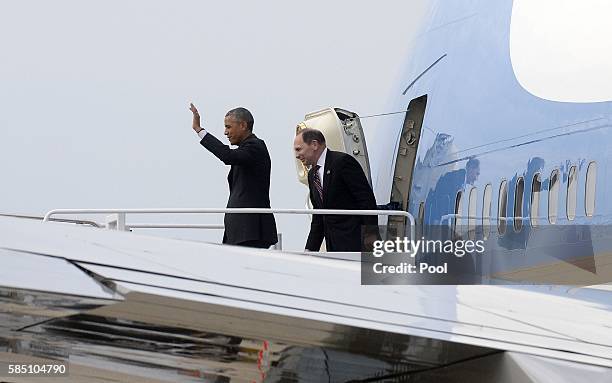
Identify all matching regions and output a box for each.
[295,107,372,187]
[389,95,427,233]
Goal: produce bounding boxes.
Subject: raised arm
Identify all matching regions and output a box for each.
[200,133,259,166]
[189,103,203,133]
[190,103,259,165]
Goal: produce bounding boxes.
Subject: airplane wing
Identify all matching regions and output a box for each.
[1,215,612,382]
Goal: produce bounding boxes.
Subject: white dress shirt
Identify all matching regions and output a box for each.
[197,128,208,139]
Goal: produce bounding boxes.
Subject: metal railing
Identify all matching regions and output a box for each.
[1,213,101,228]
[43,208,415,250]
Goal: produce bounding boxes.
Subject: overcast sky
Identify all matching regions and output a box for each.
[0,0,427,249]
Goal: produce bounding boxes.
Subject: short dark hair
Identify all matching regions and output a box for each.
[225,107,254,131]
[298,128,326,145]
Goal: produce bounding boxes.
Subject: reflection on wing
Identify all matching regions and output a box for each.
[1,216,612,382]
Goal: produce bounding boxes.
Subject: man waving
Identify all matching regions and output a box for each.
[190,103,277,248]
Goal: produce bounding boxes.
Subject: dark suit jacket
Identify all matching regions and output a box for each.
[305,150,378,252]
[425,169,466,225]
[200,133,277,247]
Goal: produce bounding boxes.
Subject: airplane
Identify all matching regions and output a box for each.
[2,0,612,382]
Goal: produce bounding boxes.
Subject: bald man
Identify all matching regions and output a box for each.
[294,128,378,252]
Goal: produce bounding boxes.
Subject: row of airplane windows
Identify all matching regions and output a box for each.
[417,161,597,240]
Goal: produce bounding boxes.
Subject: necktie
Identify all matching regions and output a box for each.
[312,165,323,202]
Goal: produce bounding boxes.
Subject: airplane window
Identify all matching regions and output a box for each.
[482,184,492,240]
[567,166,577,220]
[585,162,597,217]
[498,181,508,235]
[418,201,425,238]
[468,187,477,240]
[514,177,524,232]
[549,169,559,224]
[453,191,463,239]
[531,173,542,227]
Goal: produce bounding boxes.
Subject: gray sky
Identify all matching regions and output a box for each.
[0,0,426,249]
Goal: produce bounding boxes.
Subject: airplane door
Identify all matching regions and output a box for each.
[295,107,371,187]
[388,95,427,229]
